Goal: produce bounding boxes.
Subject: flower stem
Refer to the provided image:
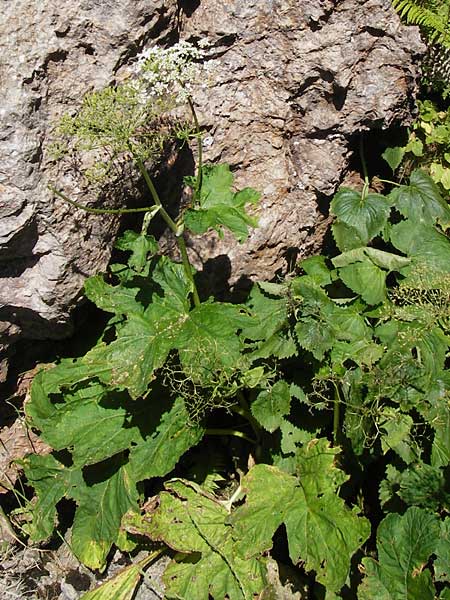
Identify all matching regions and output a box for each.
[187,95,203,196]
[134,156,201,307]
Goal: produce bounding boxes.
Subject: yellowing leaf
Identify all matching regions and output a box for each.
[231,440,370,593]
[80,556,154,600]
[124,479,268,600]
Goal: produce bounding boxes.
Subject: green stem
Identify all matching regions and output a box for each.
[187,95,203,196]
[134,157,179,233]
[206,428,256,444]
[141,208,155,235]
[332,382,341,446]
[237,390,261,442]
[178,235,201,307]
[49,186,156,215]
[359,134,370,200]
[359,135,369,187]
[375,178,401,187]
[229,405,247,418]
[134,155,201,308]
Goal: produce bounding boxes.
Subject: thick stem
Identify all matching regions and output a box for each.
[134,156,201,307]
[135,157,178,233]
[177,235,201,307]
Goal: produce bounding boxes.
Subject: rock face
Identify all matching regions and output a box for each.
[0,0,423,378]
[179,0,424,291]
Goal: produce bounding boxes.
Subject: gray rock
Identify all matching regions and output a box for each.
[0,0,424,375]
[178,0,424,291]
[0,0,178,374]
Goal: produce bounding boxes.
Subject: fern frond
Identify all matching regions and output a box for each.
[392,0,450,47]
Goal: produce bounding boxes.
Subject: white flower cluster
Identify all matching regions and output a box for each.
[132,40,209,105]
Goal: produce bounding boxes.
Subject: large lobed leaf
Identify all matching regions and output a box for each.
[23,454,137,570]
[230,439,370,593]
[124,479,268,600]
[24,391,203,570]
[359,507,440,600]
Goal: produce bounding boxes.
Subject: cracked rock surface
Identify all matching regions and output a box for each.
[0,0,423,376]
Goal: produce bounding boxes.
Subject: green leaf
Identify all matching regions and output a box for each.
[359,507,438,600]
[28,381,146,467]
[435,519,450,583]
[248,331,297,361]
[28,362,110,426]
[390,220,450,273]
[83,259,192,398]
[128,397,203,482]
[241,285,289,345]
[330,339,383,368]
[418,374,450,469]
[332,247,411,271]
[390,170,450,228]
[295,318,334,360]
[185,164,260,242]
[24,454,139,570]
[330,188,391,244]
[338,262,386,304]
[407,137,424,157]
[322,303,370,342]
[382,146,405,171]
[70,460,138,570]
[251,380,291,433]
[175,303,252,380]
[115,230,158,272]
[124,479,268,600]
[441,168,450,190]
[300,255,332,286]
[332,221,366,252]
[280,420,315,454]
[399,463,449,510]
[379,408,417,464]
[379,464,403,507]
[231,440,370,593]
[84,276,142,315]
[22,454,80,542]
[26,394,202,570]
[291,275,333,311]
[79,559,148,600]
